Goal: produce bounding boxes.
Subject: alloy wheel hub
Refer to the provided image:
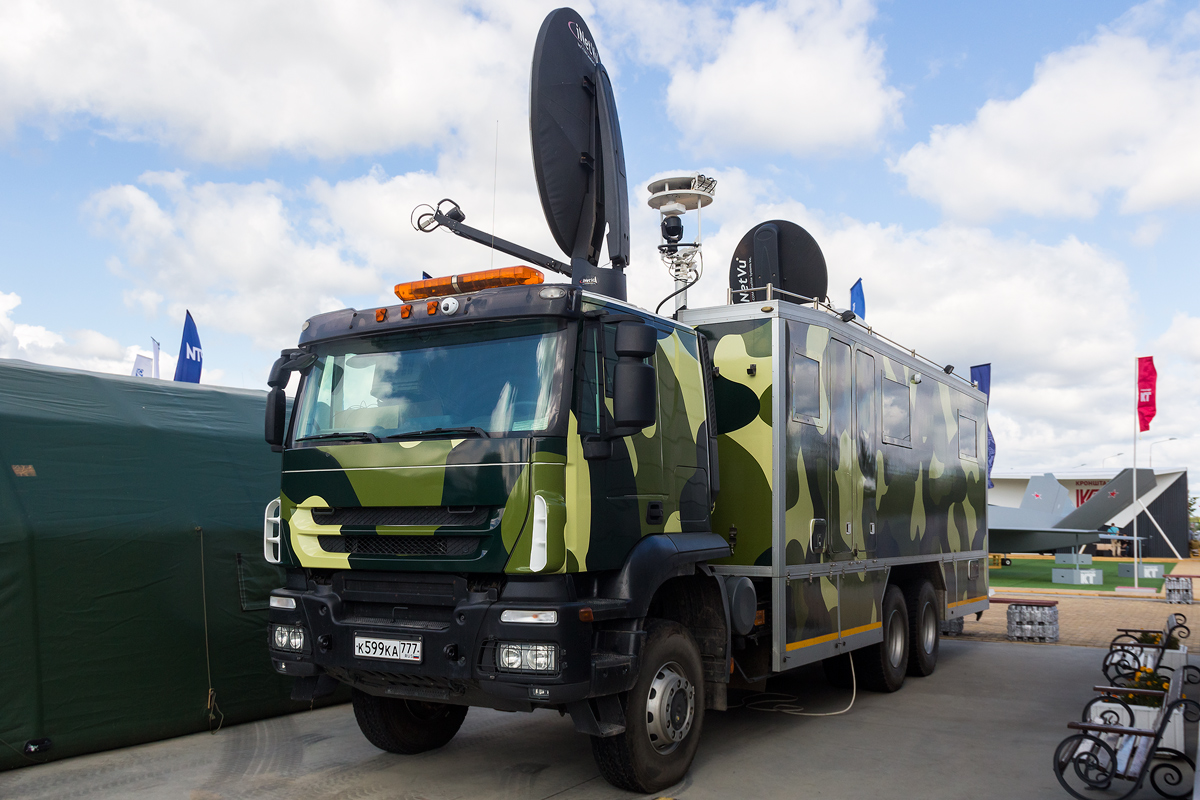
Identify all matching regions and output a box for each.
[645,661,694,754]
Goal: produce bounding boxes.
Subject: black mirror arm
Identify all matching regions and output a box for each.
[267,348,315,388]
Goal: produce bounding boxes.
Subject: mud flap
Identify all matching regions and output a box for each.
[567,695,626,737]
[290,673,340,702]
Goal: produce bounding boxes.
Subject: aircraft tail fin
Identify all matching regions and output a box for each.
[1019,474,1071,519]
[1054,468,1156,531]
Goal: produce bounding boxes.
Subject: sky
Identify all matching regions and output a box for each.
[1,0,1198,481]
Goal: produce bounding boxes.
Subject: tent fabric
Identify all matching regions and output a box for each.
[0,358,338,771]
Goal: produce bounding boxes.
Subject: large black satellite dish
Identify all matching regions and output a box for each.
[530,8,629,299]
[728,220,827,305]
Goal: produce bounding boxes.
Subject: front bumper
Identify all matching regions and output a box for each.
[267,571,636,709]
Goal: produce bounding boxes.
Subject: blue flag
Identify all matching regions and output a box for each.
[850,278,865,319]
[173,310,203,383]
[969,363,995,488]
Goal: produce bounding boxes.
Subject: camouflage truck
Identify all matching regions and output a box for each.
[262,269,989,793]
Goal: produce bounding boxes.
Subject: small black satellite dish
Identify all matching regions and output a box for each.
[728,220,827,304]
[530,8,629,299]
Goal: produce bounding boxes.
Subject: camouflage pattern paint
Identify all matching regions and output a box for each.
[278,292,715,578]
[689,301,988,658]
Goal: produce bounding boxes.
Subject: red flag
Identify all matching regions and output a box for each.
[1137,356,1156,432]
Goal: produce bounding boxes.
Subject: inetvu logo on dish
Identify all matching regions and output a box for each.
[568,20,598,64]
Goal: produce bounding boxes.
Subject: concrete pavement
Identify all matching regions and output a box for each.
[1,640,1121,800]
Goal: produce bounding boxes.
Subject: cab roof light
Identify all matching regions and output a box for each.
[394,266,545,301]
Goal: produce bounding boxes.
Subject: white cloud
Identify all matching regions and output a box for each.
[0,0,902,164]
[0,289,164,375]
[83,118,565,355]
[609,0,901,157]
[1155,312,1200,363]
[87,171,382,350]
[620,168,1150,472]
[894,15,1200,221]
[0,0,557,161]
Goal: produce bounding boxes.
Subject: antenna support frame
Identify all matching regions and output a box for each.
[648,174,716,314]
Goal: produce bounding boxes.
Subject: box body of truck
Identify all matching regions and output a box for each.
[681,300,989,677]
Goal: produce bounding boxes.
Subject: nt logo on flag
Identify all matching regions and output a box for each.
[1137,356,1156,432]
[174,310,203,384]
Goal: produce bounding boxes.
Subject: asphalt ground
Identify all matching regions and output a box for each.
[1,639,1157,800]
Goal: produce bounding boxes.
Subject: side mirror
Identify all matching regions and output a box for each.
[612,322,657,430]
[809,518,828,554]
[265,387,287,449]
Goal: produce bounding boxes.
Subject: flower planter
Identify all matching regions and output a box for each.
[1118,644,1187,671]
[1088,701,1185,752]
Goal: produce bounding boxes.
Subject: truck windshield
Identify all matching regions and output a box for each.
[292,319,570,443]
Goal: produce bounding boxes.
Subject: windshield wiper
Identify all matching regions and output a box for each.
[295,431,382,443]
[385,426,491,440]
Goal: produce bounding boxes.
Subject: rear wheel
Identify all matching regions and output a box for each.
[905,580,939,677]
[591,620,705,793]
[853,584,908,692]
[351,689,467,754]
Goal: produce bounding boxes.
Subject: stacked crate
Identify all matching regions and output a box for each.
[1165,575,1193,604]
[1006,602,1059,642]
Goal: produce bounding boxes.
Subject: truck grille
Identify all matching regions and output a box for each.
[319,535,480,557]
[312,505,491,527]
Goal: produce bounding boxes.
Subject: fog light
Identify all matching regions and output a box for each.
[495,642,557,673]
[499,644,524,670]
[270,624,308,652]
[531,647,553,671]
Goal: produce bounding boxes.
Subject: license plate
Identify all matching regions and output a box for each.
[354,635,421,663]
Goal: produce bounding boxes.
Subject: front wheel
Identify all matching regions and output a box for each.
[590,620,705,793]
[351,689,467,754]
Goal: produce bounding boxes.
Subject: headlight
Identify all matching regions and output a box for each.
[496,642,557,673]
[270,624,308,652]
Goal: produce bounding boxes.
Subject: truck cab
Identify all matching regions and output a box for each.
[264,277,730,789]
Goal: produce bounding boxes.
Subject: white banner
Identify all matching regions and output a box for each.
[131,354,153,378]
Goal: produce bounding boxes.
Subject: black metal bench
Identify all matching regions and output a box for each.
[1054,671,1200,799]
[1102,613,1190,687]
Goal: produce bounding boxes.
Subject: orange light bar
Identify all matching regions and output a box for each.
[394,266,544,301]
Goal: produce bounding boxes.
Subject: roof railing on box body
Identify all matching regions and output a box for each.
[724,283,976,389]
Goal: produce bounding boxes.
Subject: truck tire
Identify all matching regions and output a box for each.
[590,620,705,793]
[852,584,908,693]
[351,689,467,754]
[905,580,939,677]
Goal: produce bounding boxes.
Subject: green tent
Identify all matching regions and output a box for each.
[0,359,338,771]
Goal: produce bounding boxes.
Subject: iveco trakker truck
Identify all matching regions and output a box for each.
[261,268,989,792]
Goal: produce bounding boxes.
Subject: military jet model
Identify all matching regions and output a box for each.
[989,468,1155,554]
